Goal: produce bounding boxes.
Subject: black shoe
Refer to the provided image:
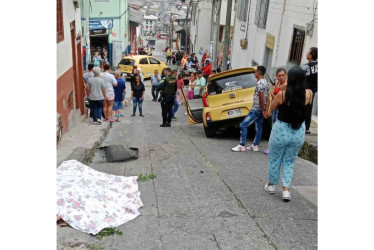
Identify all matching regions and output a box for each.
[167,123,171,127]
[172,116,177,120]
[140,113,144,117]
[160,123,167,127]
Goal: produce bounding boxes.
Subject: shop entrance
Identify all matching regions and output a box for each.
[89,33,109,61]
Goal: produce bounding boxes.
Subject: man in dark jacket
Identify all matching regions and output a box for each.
[157,69,177,127]
[303,47,318,134]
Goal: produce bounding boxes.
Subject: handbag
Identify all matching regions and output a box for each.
[84,98,90,108]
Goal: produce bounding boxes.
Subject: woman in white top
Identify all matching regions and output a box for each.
[100,64,117,122]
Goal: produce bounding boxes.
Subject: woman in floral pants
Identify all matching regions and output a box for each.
[264,66,313,201]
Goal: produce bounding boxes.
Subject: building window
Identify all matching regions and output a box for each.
[254,0,269,28]
[57,0,64,43]
[237,0,249,22]
[94,0,109,2]
[289,28,305,65]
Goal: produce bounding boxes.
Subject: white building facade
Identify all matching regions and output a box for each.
[143,15,158,36]
[231,0,318,116]
[189,0,235,62]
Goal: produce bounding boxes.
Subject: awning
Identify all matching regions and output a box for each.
[174,25,184,33]
[129,7,144,24]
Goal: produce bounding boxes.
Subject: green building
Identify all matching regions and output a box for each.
[80,0,130,67]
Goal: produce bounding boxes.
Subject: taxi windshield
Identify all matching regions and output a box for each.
[208,72,257,94]
[119,59,135,66]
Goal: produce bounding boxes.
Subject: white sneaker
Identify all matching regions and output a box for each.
[264,183,275,194]
[97,119,102,124]
[92,121,98,125]
[246,145,259,152]
[231,144,246,152]
[282,190,291,201]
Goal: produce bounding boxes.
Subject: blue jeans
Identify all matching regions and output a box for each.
[132,97,143,114]
[89,99,103,122]
[239,109,263,146]
[172,98,179,116]
[268,120,305,187]
[272,110,279,124]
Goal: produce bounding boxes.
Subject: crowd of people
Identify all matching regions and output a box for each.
[230,47,318,201]
[83,45,318,203]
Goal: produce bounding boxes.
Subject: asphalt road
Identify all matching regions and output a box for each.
[57,39,318,250]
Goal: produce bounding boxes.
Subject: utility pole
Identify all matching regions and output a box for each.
[85,0,90,68]
[213,0,222,70]
[222,0,232,71]
[209,0,216,60]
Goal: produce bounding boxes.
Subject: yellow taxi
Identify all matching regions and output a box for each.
[118,55,168,79]
[181,67,273,138]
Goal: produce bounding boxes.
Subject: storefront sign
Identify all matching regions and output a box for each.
[90,29,107,36]
[265,33,275,49]
[89,20,113,30]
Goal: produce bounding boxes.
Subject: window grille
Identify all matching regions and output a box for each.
[289,28,305,65]
[254,0,269,28]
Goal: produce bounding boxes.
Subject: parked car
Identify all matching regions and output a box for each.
[118,55,168,80]
[181,67,273,138]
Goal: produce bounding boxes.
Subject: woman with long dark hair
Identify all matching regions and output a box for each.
[264,66,313,201]
[131,75,145,117]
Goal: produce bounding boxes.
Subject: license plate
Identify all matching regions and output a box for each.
[227,108,242,118]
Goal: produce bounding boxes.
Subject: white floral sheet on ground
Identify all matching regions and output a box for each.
[56,160,143,235]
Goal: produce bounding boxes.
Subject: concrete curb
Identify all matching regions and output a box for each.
[57,122,112,167]
[298,140,318,165]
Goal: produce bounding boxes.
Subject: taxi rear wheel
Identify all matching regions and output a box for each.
[204,126,217,138]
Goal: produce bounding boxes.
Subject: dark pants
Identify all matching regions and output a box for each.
[194,95,202,99]
[161,98,174,124]
[166,56,171,64]
[89,99,103,122]
[305,92,316,130]
[151,85,160,101]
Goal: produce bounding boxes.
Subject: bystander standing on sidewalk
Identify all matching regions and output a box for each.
[151,70,161,102]
[158,69,177,127]
[100,64,117,122]
[131,76,145,117]
[194,70,206,99]
[303,47,318,135]
[86,67,106,124]
[83,63,95,117]
[171,74,184,120]
[231,66,269,152]
[263,68,288,155]
[264,66,314,201]
[113,70,126,122]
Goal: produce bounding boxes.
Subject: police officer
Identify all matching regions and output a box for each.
[157,69,177,127]
[303,47,318,134]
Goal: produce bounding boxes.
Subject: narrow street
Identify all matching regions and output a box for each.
[57,39,317,250]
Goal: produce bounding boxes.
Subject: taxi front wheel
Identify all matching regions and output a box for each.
[204,126,217,138]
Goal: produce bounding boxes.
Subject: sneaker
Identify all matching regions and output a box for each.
[108,119,114,122]
[172,116,177,120]
[282,190,291,201]
[231,145,246,152]
[246,145,259,152]
[131,114,136,117]
[264,183,275,194]
[160,123,167,127]
[92,121,98,125]
[120,114,124,117]
[140,114,144,117]
[263,149,269,155]
[184,112,187,115]
[97,119,102,124]
[115,114,119,117]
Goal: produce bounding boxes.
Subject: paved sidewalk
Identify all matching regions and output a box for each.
[57,118,111,167]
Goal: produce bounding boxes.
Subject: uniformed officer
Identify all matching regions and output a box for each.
[157,69,178,127]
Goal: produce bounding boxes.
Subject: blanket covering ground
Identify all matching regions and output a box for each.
[56,160,143,234]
